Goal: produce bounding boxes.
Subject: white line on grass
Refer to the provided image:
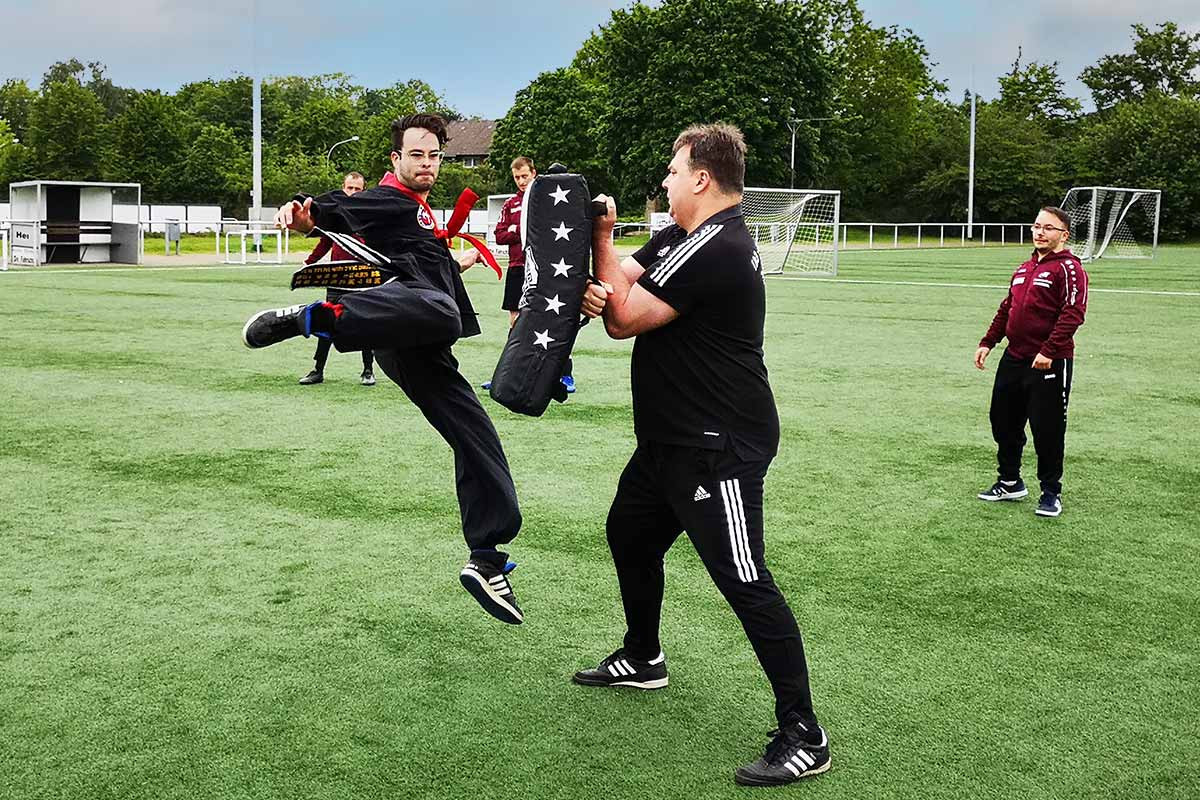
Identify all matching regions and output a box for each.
[769,276,1200,297]
[4,263,1197,297]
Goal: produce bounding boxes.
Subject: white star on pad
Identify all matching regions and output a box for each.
[552,258,572,277]
[545,295,565,314]
[534,330,554,349]
[550,185,570,205]
[552,222,573,241]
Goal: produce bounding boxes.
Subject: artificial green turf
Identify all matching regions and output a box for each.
[1,245,1197,799]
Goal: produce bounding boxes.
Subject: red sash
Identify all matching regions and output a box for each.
[379,172,502,278]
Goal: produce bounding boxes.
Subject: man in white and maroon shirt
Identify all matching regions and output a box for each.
[975,205,1089,518]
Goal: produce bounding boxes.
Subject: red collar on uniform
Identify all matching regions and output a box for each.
[378,172,501,279]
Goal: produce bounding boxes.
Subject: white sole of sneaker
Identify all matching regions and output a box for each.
[459,568,523,624]
[978,489,1029,501]
[1035,507,1062,517]
[734,757,831,786]
[572,674,668,690]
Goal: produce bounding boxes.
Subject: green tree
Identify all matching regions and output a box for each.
[820,1,945,219]
[176,124,249,211]
[177,77,253,142]
[0,118,33,201]
[262,149,341,207]
[581,0,834,207]
[1081,22,1200,109]
[40,59,131,117]
[27,81,108,179]
[0,79,37,139]
[274,94,362,171]
[997,50,1081,123]
[1070,95,1200,240]
[103,91,187,201]
[490,67,613,196]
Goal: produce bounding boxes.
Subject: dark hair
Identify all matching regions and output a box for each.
[345,171,365,183]
[1041,205,1071,232]
[511,156,535,171]
[672,123,746,194]
[391,113,450,151]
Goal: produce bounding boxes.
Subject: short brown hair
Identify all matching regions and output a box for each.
[511,156,535,171]
[345,171,365,183]
[391,113,449,151]
[1041,206,1071,232]
[672,123,746,194]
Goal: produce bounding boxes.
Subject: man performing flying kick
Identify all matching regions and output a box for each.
[240,113,525,625]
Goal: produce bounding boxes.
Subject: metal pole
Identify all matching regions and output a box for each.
[787,121,798,190]
[251,0,262,237]
[327,136,360,162]
[967,74,976,240]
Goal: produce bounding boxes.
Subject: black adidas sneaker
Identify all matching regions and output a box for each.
[573,648,668,690]
[459,554,523,625]
[734,714,831,786]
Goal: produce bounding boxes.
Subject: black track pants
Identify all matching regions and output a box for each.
[605,441,818,726]
[989,350,1074,495]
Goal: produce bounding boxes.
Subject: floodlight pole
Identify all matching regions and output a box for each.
[787,117,834,190]
[967,68,976,240]
[327,135,360,162]
[251,0,262,229]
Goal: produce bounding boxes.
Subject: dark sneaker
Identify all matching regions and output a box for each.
[299,369,324,385]
[242,303,312,348]
[360,370,376,386]
[734,716,831,786]
[1035,492,1062,517]
[460,555,523,624]
[561,375,576,394]
[573,648,668,690]
[978,479,1028,501]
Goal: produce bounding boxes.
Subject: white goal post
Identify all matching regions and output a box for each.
[740,188,840,275]
[1060,186,1161,261]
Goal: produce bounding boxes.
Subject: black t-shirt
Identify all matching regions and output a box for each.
[631,205,779,459]
[304,185,480,337]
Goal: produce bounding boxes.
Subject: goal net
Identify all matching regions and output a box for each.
[486,193,516,262]
[740,188,840,275]
[1060,186,1161,261]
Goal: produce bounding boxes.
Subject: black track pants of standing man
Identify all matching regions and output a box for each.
[989,349,1074,495]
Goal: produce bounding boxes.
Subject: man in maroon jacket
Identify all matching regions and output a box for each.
[485,156,575,394]
[299,171,376,387]
[974,206,1088,517]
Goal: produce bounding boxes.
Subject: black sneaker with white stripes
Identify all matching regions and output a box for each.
[242,303,312,349]
[977,478,1029,501]
[572,648,668,690]
[459,554,523,625]
[734,715,831,786]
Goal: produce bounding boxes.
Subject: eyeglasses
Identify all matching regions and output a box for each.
[403,150,443,162]
[1031,223,1067,233]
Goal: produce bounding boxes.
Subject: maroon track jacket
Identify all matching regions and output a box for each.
[980,248,1089,360]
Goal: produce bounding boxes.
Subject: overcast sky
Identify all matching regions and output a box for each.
[1,0,1196,118]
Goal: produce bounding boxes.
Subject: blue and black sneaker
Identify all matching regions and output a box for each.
[561,375,576,394]
[243,301,333,348]
[460,554,523,624]
[977,479,1028,502]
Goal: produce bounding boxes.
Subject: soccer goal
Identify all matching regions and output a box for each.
[1060,186,1161,261]
[741,188,840,275]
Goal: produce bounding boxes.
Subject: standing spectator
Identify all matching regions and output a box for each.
[975,205,1088,518]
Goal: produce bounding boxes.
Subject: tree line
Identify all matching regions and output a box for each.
[489,0,1199,240]
[0,61,494,213]
[1,1,1198,239]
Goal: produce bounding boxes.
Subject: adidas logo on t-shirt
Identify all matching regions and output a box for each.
[693,485,711,502]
